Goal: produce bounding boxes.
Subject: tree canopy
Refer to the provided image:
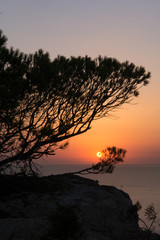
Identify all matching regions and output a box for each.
[0,30,151,175]
[70,146,126,175]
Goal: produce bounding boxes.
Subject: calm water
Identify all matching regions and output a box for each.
[41,163,160,233]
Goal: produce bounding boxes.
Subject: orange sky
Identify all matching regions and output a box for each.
[1,0,160,164]
[48,92,160,165]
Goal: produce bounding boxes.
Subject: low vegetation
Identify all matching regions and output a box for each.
[134,201,160,240]
[41,205,86,240]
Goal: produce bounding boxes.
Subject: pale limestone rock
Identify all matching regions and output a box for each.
[0,174,153,240]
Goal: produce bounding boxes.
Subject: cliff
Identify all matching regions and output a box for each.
[0,174,159,240]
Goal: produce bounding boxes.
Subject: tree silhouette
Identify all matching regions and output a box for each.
[0,30,151,175]
[134,201,160,239]
[70,146,126,175]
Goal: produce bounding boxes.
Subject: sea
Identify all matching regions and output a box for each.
[41,163,160,233]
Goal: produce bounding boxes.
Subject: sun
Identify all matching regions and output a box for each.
[97,152,102,158]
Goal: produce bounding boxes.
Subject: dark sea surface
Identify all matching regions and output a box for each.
[41,163,160,233]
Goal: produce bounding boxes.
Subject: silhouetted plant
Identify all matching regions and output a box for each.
[0,29,151,175]
[133,201,160,240]
[139,203,159,232]
[71,146,126,175]
[42,205,86,240]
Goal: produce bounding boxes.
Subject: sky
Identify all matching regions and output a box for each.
[0,0,160,164]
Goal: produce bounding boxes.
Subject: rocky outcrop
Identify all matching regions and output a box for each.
[0,174,159,240]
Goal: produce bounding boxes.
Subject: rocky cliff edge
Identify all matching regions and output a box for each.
[0,174,159,240]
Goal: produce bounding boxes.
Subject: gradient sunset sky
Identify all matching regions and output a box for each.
[1,0,160,164]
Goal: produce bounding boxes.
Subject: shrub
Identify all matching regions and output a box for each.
[42,205,86,240]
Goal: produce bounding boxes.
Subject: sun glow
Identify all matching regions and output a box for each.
[97,152,102,158]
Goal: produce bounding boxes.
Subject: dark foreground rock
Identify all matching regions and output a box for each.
[0,174,159,240]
